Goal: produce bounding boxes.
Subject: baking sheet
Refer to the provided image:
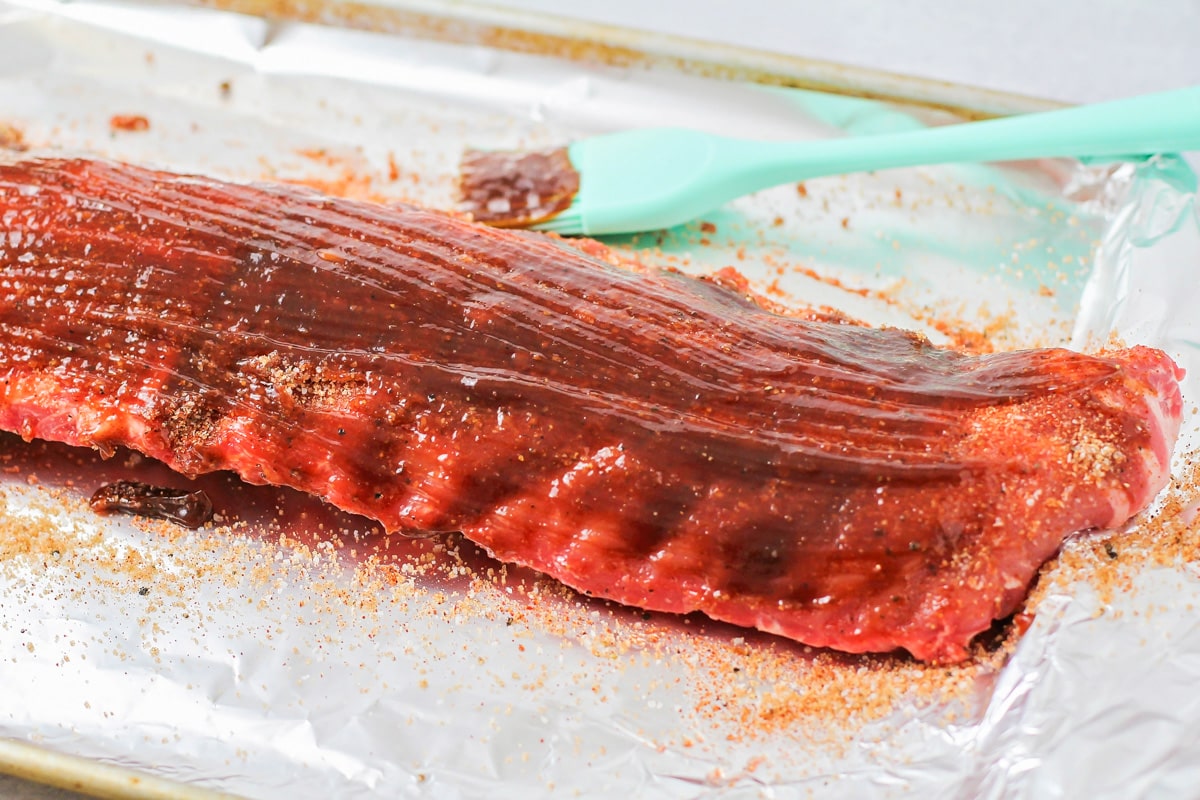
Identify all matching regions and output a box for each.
[0,1,1199,797]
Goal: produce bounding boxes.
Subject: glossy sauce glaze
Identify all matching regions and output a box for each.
[459,146,579,227]
[90,480,214,529]
[0,156,1183,662]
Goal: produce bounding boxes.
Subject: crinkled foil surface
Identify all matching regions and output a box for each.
[0,1,1198,797]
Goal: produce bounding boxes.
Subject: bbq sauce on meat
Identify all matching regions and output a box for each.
[0,157,1182,662]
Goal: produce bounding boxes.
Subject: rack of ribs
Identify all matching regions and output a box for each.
[0,156,1183,663]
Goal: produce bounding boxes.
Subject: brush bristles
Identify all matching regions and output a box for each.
[531,202,584,235]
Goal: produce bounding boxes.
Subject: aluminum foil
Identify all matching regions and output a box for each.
[0,1,1197,797]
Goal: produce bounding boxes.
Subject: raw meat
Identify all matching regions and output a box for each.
[0,156,1183,662]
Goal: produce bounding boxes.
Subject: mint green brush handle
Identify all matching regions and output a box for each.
[544,85,1200,236]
